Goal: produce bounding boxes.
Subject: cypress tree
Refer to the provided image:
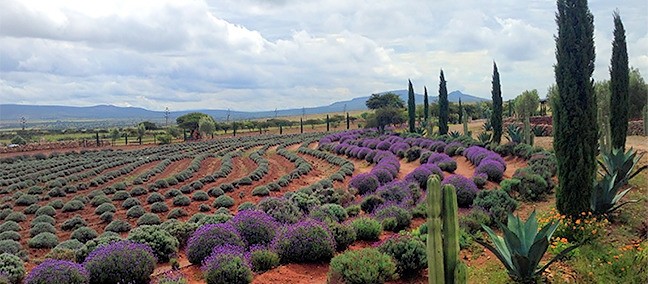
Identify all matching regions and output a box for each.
[458,98,463,123]
[346,112,350,129]
[553,0,597,217]
[326,114,330,132]
[609,11,629,151]
[424,86,430,122]
[300,118,303,133]
[408,80,416,133]
[508,100,513,117]
[438,70,449,135]
[491,62,503,144]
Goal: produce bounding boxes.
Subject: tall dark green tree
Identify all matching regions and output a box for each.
[553,0,597,217]
[491,62,503,144]
[438,70,449,135]
[609,11,629,151]
[408,80,416,132]
[423,86,430,122]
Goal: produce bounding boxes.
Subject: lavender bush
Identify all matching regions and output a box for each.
[475,159,505,182]
[83,240,156,284]
[230,210,279,247]
[25,259,88,284]
[442,175,479,208]
[273,219,335,263]
[201,244,252,284]
[186,223,244,265]
[349,173,380,195]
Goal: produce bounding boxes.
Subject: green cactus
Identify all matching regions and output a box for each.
[523,116,531,145]
[426,175,467,284]
[598,107,612,153]
[462,109,469,136]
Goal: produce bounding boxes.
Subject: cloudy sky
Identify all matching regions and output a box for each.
[1,0,646,112]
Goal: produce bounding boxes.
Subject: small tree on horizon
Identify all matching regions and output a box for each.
[424,86,430,122]
[438,69,449,135]
[609,10,629,151]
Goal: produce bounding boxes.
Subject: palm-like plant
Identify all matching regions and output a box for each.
[506,124,523,143]
[477,132,492,144]
[476,210,579,283]
[598,148,647,184]
[448,131,462,138]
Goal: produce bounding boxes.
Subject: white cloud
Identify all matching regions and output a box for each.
[0,0,646,112]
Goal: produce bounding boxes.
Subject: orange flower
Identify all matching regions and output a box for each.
[575,219,581,225]
[591,229,597,234]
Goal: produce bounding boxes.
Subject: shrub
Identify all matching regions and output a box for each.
[213,195,234,208]
[122,197,141,209]
[137,213,162,226]
[473,189,518,224]
[513,169,550,201]
[35,206,56,217]
[472,173,488,189]
[237,202,256,211]
[0,221,21,232]
[0,253,25,284]
[350,217,382,241]
[460,207,492,233]
[61,216,87,231]
[147,193,165,204]
[257,197,302,224]
[94,203,116,215]
[44,247,76,262]
[251,186,269,196]
[438,160,458,172]
[173,195,191,207]
[441,175,479,208]
[327,248,396,284]
[186,223,243,265]
[5,212,26,223]
[127,205,146,218]
[373,204,412,232]
[199,204,211,212]
[29,223,57,237]
[328,222,356,251]
[249,246,279,272]
[63,199,85,212]
[165,189,182,199]
[111,191,130,201]
[71,227,98,243]
[345,205,361,217]
[0,231,20,242]
[475,159,505,182]
[15,194,38,206]
[274,219,335,263]
[167,208,188,219]
[25,259,88,284]
[104,219,131,233]
[208,187,225,198]
[28,232,58,249]
[377,234,427,277]
[151,202,169,213]
[230,210,278,247]
[48,199,65,209]
[127,225,179,263]
[0,240,22,256]
[192,191,209,201]
[90,195,110,207]
[349,173,380,195]
[360,195,385,214]
[405,147,422,162]
[55,239,84,251]
[99,212,113,224]
[25,204,41,215]
[309,204,348,223]
[201,245,252,284]
[130,187,148,197]
[75,233,122,263]
[83,240,156,284]
[160,220,198,248]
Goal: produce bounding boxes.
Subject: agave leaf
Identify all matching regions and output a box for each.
[510,253,532,280]
[523,211,539,252]
[480,225,514,271]
[526,236,550,274]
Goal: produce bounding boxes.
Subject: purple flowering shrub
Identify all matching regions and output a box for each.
[475,159,505,182]
[429,141,447,152]
[257,197,302,224]
[201,244,252,284]
[373,204,412,232]
[25,259,88,284]
[388,142,409,156]
[444,141,464,156]
[472,173,488,189]
[375,182,413,206]
[441,175,479,208]
[370,167,395,185]
[273,219,336,263]
[349,173,380,195]
[83,240,156,284]
[186,223,244,265]
[230,210,278,247]
[376,141,391,150]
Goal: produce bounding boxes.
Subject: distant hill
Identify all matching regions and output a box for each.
[0,90,488,124]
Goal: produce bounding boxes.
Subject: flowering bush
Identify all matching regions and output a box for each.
[273,219,336,263]
[442,175,479,208]
[186,223,244,265]
[349,173,380,195]
[537,209,608,243]
[309,204,348,223]
[327,248,396,284]
[475,159,505,182]
[201,244,252,284]
[404,166,433,189]
[371,167,395,185]
[83,240,156,284]
[360,195,385,214]
[375,182,414,206]
[257,197,302,224]
[377,234,427,277]
[472,173,488,189]
[444,141,464,156]
[25,259,88,284]
[230,210,279,247]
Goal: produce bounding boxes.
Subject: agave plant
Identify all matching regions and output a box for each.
[506,124,523,143]
[531,124,547,137]
[476,210,579,283]
[591,148,647,214]
[477,132,492,144]
[482,120,493,132]
[448,131,462,138]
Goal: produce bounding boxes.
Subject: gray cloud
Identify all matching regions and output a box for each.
[0,0,646,112]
